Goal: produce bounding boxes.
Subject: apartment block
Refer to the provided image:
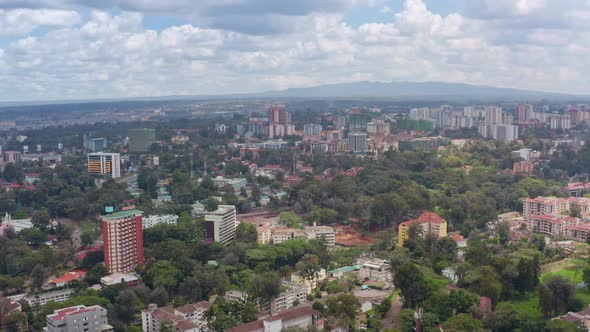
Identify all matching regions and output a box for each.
[304,225,336,247]
[45,305,112,332]
[398,212,448,246]
[142,301,212,332]
[142,214,179,229]
[102,210,144,273]
[272,228,306,244]
[522,197,569,218]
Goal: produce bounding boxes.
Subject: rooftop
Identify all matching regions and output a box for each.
[401,211,446,226]
[102,209,143,220]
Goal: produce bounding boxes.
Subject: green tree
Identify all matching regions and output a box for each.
[442,313,484,332]
[235,222,257,243]
[31,264,46,290]
[279,212,303,229]
[19,227,47,246]
[539,276,576,317]
[247,271,281,314]
[325,293,360,329]
[296,254,322,291]
[31,209,51,229]
[544,319,580,332]
[393,263,432,308]
[204,197,219,212]
[146,261,182,292]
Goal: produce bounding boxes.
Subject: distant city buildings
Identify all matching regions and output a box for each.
[348,132,367,153]
[102,210,144,273]
[128,128,156,154]
[205,205,237,244]
[88,152,121,178]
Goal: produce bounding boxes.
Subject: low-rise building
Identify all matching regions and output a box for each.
[358,259,392,285]
[100,273,139,287]
[45,305,112,332]
[259,282,307,314]
[22,289,74,307]
[141,302,212,332]
[272,228,306,244]
[225,307,320,332]
[142,214,179,229]
[224,290,249,303]
[0,298,26,331]
[528,214,578,237]
[213,177,247,193]
[48,271,87,288]
[304,225,336,247]
[522,197,569,218]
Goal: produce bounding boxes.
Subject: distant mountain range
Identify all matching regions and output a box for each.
[0,81,586,107]
[252,81,583,100]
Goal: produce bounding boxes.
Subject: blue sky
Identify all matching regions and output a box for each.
[0,0,589,101]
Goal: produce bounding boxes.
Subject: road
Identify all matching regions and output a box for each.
[382,295,402,330]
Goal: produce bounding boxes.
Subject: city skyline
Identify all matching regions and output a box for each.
[1,0,590,101]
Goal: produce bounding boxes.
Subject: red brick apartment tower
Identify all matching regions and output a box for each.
[102,210,144,273]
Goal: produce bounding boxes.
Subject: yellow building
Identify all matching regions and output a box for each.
[398,212,448,246]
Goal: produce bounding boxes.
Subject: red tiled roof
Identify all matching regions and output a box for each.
[49,271,87,285]
[50,306,101,321]
[401,212,446,226]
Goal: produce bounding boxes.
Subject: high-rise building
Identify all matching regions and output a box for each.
[348,132,367,153]
[3,151,20,163]
[205,205,237,244]
[367,120,391,135]
[128,128,156,154]
[348,109,369,131]
[269,105,291,125]
[102,210,144,273]
[550,114,571,130]
[516,104,533,122]
[84,136,108,152]
[492,124,519,142]
[88,152,121,178]
[45,305,113,332]
[484,106,503,124]
[303,123,322,136]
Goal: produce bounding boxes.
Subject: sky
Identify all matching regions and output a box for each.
[0,0,588,101]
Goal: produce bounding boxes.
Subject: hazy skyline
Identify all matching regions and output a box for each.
[0,0,588,101]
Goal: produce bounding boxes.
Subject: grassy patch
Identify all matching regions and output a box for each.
[417,265,451,289]
[541,260,585,284]
[576,288,590,305]
[505,294,543,321]
[79,220,95,234]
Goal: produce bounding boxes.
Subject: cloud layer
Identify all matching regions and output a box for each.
[0,0,590,101]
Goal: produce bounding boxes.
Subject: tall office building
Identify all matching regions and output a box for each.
[304,123,322,136]
[205,205,237,244]
[516,104,533,122]
[348,109,369,131]
[86,137,108,152]
[88,152,121,178]
[484,106,503,124]
[269,106,291,125]
[128,128,156,154]
[492,124,519,142]
[348,132,367,153]
[550,114,572,129]
[102,210,144,273]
